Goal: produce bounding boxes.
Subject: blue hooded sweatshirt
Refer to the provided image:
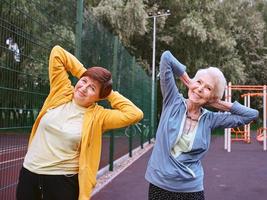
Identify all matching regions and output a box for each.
[145,51,259,192]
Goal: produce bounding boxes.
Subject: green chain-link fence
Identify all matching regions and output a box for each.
[0,0,153,199]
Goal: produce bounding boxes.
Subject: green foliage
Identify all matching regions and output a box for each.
[92,0,148,45]
[87,0,267,88]
[85,0,267,115]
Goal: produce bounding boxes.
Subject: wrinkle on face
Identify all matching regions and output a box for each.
[73,77,101,107]
[188,73,216,106]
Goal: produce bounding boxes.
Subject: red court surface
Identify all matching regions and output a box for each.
[92,134,267,200]
[0,133,140,200]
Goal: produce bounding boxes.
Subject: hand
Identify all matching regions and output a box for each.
[207,99,232,111]
[180,72,192,89]
[207,96,220,107]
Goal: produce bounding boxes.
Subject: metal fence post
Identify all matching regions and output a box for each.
[109,131,114,171]
[129,127,133,157]
[140,125,144,149]
[75,0,83,60]
[107,36,119,171]
[111,36,119,89]
[128,57,136,155]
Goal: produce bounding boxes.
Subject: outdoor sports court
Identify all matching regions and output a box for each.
[1,132,266,200]
[92,133,267,200]
[1,1,267,200]
[0,132,144,199]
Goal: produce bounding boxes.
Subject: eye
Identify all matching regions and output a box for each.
[81,78,87,83]
[89,85,96,92]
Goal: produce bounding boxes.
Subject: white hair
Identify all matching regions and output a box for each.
[193,67,226,99]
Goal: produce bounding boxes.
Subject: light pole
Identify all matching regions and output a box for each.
[148,10,170,142]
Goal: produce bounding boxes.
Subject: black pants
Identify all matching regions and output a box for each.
[148,183,205,200]
[16,167,79,200]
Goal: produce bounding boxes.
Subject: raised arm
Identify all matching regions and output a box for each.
[208,99,233,112]
[159,51,190,104]
[210,101,259,129]
[102,91,144,132]
[48,45,86,91]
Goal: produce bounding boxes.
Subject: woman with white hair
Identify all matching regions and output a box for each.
[145,51,259,200]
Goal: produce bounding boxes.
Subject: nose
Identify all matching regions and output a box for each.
[198,85,204,92]
[81,84,88,92]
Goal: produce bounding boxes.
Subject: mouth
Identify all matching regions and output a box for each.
[77,90,86,97]
[192,92,201,99]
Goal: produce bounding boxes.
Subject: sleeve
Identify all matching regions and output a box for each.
[48,45,86,92]
[102,91,144,132]
[160,51,186,105]
[210,101,259,130]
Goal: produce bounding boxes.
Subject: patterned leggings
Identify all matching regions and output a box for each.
[148,183,205,200]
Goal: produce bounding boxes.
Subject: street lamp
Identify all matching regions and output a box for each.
[148,10,171,142]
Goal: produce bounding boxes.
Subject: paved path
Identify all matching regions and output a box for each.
[92,146,151,200]
[92,135,267,200]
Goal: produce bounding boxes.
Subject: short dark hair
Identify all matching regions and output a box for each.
[81,66,112,98]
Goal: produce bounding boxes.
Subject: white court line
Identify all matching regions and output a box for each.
[0,157,24,165]
[0,145,27,154]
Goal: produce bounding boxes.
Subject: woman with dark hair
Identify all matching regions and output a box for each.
[16,45,143,200]
[145,51,259,200]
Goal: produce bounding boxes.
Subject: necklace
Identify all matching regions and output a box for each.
[185,99,201,121]
[186,115,198,122]
[184,116,198,135]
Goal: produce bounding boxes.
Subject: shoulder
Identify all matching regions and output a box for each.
[201,109,217,121]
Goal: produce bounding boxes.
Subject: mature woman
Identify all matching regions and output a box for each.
[16,45,143,200]
[145,51,258,200]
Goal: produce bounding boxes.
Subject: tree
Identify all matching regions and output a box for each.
[87,0,267,86]
[91,0,148,45]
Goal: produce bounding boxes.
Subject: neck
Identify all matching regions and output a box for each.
[186,99,201,116]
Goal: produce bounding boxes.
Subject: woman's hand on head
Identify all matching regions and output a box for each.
[187,80,194,90]
[100,90,113,101]
[180,72,192,89]
[206,96,220,108]
[206,98,232,111]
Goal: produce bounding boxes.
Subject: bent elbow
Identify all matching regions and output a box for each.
[245,109,259,124]
[131,109,144,124]
[51,45,62,54]
[135,109,144,123]
[160,51,171,63]
[252,109,259,121]
[138,110,144,121]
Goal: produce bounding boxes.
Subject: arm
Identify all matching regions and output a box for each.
[179,71,192,89]
[160,51,187,104]
[102,91,144,132]
[208,100,233,112]
[48,45,86,91]
[210,101,259,129]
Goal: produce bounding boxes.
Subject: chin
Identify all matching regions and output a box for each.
[73,95,82,104]
[188,96,199,103]
[189,98,205,106]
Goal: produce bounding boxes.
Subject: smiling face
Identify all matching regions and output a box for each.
[188,72,217,106]
[73,76,101,107]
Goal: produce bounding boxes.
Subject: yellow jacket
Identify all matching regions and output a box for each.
[28,45,144,200]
